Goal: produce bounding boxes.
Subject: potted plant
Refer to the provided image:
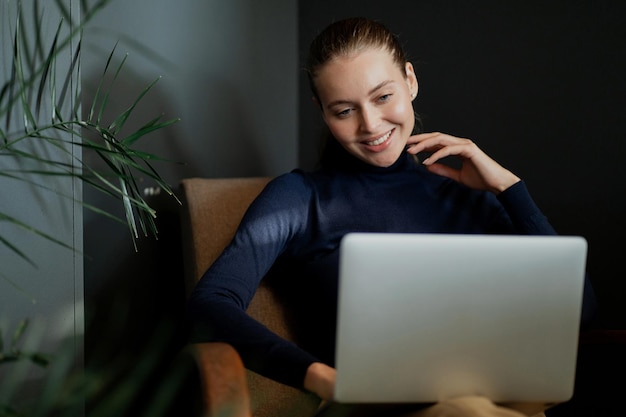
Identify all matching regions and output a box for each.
[1,0,184,414]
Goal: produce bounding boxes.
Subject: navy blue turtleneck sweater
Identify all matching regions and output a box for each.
[187,152,596,389]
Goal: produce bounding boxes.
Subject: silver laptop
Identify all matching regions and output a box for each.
[334,233,587,404]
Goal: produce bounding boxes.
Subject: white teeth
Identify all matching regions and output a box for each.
[366,131,392,146]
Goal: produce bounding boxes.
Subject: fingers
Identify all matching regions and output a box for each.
[407,132,477,165]
[406,132,446,153]
[407,132,520,193]
[407,132,470,154]
[423,161,460,182]
[422,144,469,166]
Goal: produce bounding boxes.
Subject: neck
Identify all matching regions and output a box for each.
[319,140,413,173]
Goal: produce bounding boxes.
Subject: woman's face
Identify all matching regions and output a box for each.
[314,47,418,167]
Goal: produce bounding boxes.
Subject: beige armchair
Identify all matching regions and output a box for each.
[180,177,321,417]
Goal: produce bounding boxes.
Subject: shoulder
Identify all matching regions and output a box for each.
[244,170,316,217]
[260,170,314,201]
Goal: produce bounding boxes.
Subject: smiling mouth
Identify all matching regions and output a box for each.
[365,129,393,146]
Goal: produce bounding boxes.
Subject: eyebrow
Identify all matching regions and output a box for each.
[325,80,396,110]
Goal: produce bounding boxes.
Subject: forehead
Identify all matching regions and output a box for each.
[314,48,404,103]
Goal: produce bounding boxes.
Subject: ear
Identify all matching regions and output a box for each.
[405,62,419,100]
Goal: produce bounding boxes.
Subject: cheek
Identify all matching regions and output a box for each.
[385,100,415,140]
[325,119,354,143]
[390,100,413,121]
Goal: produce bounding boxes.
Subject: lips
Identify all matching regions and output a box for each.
[363,129,393,147]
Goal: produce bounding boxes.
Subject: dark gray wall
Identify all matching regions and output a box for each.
[82,0,298,308]
[80,1,298,409]
[298,0,626,328]
[82,0,298,286]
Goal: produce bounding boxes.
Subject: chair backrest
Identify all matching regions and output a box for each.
[180,177,320,417]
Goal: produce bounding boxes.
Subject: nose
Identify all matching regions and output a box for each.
[359,105,380,133]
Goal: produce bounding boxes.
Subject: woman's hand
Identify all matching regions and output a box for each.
[407,132,521,194]
[304,362,336,401]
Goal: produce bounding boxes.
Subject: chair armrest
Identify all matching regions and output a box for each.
[188,342,252,417]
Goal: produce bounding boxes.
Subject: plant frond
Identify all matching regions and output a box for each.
[1,0,179,263]
[35,20,63,119]
[71,36,83,119]
[88,41,117,123]
[0,233,37,268]
[33,0,46,66]
[56,34,81,119]
[109,75,161,135]
[97,48,127,126]
[0,271,37,304]
[121,115,180,147]
[0,211,76,254]
[53,0,72,24]
[14,11,38,133]
[18,2,35,86]
[4,12,19,133]
[0,169,127,226]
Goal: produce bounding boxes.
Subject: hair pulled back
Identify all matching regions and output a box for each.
[306,17,408,102]
[306,17,422,168]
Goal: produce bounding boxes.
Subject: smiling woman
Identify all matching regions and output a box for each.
[312,48,418,167]
[186,17,597,417]
[306,17,418,168]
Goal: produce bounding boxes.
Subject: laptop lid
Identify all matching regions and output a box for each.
[334,233,587,404]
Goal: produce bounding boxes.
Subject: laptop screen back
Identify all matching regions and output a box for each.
[334,233,587,403]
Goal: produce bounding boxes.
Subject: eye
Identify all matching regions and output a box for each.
[377,94,392,103]
[336,108,353,118]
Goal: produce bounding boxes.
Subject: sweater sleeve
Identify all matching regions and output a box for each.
[496,180,556,235]
[186,173,320,388]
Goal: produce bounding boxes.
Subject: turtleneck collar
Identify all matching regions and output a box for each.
[319,139,416,174]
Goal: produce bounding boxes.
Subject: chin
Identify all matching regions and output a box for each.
[367,156,399,167]
[371,150,404,167]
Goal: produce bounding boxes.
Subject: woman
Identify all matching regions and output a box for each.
[188,17,596,416]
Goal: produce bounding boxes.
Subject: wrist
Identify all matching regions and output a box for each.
[304,362,336,401]
[492,173,521,195]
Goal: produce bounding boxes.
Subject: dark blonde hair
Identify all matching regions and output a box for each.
[306,17,422,168]
[306,17,408,102]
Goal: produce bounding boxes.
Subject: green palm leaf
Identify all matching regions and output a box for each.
[1,0,180,263]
